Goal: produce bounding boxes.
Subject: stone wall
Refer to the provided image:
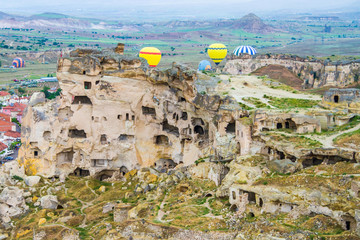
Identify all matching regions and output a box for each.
[224,54,360,88]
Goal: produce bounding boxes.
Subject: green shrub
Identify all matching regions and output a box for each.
[12,175,23,181]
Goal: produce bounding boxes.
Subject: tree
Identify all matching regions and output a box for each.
[18,87,26,95]
[170,47,175,51]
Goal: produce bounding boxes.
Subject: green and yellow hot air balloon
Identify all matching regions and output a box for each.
[207,43,227,65]
[139,47,161,67]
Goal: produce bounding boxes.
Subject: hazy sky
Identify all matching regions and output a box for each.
[2,0,359,21]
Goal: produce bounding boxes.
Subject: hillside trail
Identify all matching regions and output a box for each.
[311,123,360,149]
[215,75,321,103]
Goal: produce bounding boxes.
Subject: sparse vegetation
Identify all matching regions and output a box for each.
[264,95,319,109]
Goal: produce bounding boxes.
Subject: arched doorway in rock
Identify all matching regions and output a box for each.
[236,142,241,154]
[120,166,129,177]
[194,125,204,135]
[276,123,283,129]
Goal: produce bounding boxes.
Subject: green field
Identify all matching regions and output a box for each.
[0,63,57,86]
[0,16,359,82]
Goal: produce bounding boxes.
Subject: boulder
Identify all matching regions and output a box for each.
[40,195,58,210]
[28,92,46,106]
[24,176,41,187]
[102,202,115,214]
[0,187,24,207]
[267,159,297,174]
[128,203,149,219]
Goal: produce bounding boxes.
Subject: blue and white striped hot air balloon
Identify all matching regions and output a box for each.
[233,46,257,56]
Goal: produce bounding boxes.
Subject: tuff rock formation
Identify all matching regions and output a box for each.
[224,54,360,88]
[18,46,250,178]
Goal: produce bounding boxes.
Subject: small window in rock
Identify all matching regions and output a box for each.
[155,135,169,146]
[334,95,339,103]
[69,129,87,138]
[92,116,94,121]
[34,151,38,157]
[95,80,100,85]
[346,221,351,230]
[194,125,204,135]
[117,115,122,120]
[142,106,156,115]
[126,113,129,121]
[103,117,107,121]
[226,122,236,133]
[132,115,135,121]
[100,134,107,145]
[181,112,188,120]
[259,198,263,207]
[232,191,236,200]
[120,166,129,176]
[83,70,86,75]
[72,96,92,105]
[84,81,92,89]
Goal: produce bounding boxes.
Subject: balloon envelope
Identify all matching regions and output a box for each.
[233,46,257,56]
[139,47,161,67]
[207,43,227,65]
[198,60,212,71]
[12,57,25,68]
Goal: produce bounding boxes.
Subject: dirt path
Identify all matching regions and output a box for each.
[215,75,321,103]
[156,196,167,222]
[311,123,360,149]
[203,198,223,220]
[78,181,98,228]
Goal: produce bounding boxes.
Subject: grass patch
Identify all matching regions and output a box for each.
[266,133,322,149]
[264,95,319,109]
[243,97,269,109]
[238,102,253,110]
[333,128,360,148]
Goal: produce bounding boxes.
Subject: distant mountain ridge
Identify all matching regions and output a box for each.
[0,11,276,33]
[215,13,276,33]
[164,13,276,34]
[0,11,108,30]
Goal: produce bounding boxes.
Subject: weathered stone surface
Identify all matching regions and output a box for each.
[24,176,41,187]
[18,44,249,178]
[40,195,58,209]
[28,92,46,106]
[113,204,132,222]
[0,187,24,207]
[102,202,115,214]
[267,159,298,174]
[224,54,360,88]
[128,203,149,219]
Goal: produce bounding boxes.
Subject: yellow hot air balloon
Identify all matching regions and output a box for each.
[207,43,227,65]
[139,47,161,67]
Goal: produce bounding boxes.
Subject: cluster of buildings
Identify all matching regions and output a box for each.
[0,91,27,160]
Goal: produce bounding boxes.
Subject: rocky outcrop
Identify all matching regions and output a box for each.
[224,54,360,88]
[24,176,41,187]
[0,187,29,223]
[40,195,59,210]
[18,44,250,178]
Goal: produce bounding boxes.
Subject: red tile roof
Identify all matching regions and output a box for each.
[4,131,21,138]
[0,142,7,152]
[0,91,10,97]
[0,120,15,127]
[0,113,11,122]
[2,103,27,113]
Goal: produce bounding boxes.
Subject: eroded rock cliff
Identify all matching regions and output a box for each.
[18,46,250,178]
